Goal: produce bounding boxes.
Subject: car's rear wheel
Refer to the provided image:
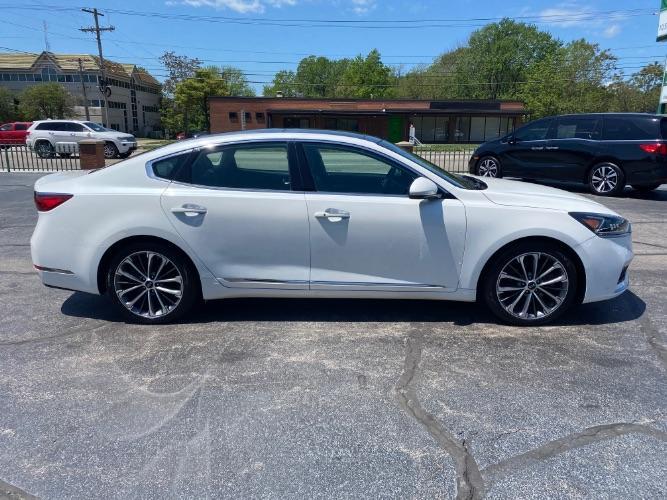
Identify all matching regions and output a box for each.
[588,162,625,196]
[106,242,199,324]
[633,183,661,193]
[34,141,54,158]
[103,142,119,159]
[482,241,578,326]
[476,156,502,178]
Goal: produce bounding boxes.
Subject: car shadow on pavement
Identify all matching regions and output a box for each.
[509,178,667,201]
[60,290,646,327]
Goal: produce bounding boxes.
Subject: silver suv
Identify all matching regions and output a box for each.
[26,120,137,159]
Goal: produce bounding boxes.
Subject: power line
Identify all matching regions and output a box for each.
[80,8,114,126]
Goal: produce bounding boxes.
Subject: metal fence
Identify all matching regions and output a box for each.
[0,142,81,172]
[0,141,476,175]
[413,146,476,174]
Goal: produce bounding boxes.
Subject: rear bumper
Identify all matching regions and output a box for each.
[625,161,667,186]
[577,232,633,303]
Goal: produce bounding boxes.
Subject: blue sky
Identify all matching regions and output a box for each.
[0,1,664,92]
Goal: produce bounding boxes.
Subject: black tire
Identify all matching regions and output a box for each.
[106,242,200,324]
[475,155,502,178]
[58,152,72,158]
[118,151,132,159]
[633,183,661,193]
[588,162,625,196]
[34,141,54,158]
[482,241,579,326]
[103,142,119,159]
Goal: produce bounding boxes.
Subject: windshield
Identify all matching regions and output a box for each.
[83,122,109,132]
[379,140,481,190]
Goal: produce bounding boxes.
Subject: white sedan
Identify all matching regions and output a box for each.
[31,130,633,325]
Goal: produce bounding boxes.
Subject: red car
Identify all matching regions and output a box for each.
[0,122,33,146]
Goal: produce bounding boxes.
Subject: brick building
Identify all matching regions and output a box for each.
[208,96,526,144]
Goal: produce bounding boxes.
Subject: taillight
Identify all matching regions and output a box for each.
[639,143,667,155]
[34,192,73,211]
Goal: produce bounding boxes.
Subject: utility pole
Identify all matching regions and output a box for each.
[78,58,90,121]
[80,8,114,126]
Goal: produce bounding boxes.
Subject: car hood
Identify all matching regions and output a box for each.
[478,177,615,214]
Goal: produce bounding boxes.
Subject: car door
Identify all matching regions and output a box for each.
[299,142,466,292]
[544,116,601,181]
[500,118,553,177]
[48,122,69,149]
[160,141,310,290]
[66,122,90,153]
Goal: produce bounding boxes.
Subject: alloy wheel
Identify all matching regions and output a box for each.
[591,165,618,194]
[104,144,117,159]
[113,251,183,319]
[478,158,498,177]
[35,142,53,158]
[496,252,569,321]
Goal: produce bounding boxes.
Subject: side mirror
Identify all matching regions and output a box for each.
[507,136,516,145]
[409,177,441,200]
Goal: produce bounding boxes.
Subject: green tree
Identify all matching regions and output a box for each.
[174,66,230,132]
[630,62,662,112]
[293,56,349,97]
[220,66,255,97]
[263,70,298,97]
[19,83,74,120]
[0,87,17,122]
[335,49,396,98]
[518,40,616,117]
[159,51,202,97]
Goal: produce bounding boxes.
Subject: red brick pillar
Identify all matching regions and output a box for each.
[78,140,105,170]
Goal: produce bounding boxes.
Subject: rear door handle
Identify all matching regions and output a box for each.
[314,209,350,221]
[546,146,559,150]
[531,146,545,151]
[171,204,208,216]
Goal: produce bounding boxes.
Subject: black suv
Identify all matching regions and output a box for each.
[469,113,667,195]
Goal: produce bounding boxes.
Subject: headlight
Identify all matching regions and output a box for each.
[569,212,630,237]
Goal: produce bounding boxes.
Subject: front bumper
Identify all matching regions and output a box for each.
[577,232,633,303]
[118,141,137,153]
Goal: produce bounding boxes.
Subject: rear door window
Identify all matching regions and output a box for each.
[184,143,292,191]
[554,117,600,140]
[603,116,659,140]
[15,123,27,130]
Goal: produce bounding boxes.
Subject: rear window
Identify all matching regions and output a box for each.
[602,116,659,141]
[15,123,27,130]
[35,122,56,131]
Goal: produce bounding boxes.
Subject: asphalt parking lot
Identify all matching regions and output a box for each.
[0,173,665,499]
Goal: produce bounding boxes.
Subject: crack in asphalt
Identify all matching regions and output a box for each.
[481,422,667,485]
[0,478,37,499]
[395,330,484,499]
[396,330,667,498]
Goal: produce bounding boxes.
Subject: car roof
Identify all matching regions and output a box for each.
[540,113,661,120]
[143,129,385,161]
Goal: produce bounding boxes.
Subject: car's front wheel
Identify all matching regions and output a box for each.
[103,142,119,159]
[106,242,199,324]
[476,156,502,178]
[482,241,578,326]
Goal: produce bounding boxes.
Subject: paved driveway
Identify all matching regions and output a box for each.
[0,173,665,499]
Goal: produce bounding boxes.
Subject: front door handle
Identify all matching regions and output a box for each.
[314,209,350,221]
[546,146,559,150]
[531,146,545,151]
[171,204,208,216]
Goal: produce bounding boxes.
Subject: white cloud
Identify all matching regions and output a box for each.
[539,5,594,27]
[602,23,621,38]
[351,0,376,15]
[181,0,296,14]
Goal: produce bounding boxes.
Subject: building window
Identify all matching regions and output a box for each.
[229,112,238,122]
[244,112,252,122]
[256,112,265,122]
[284,117,310,128]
